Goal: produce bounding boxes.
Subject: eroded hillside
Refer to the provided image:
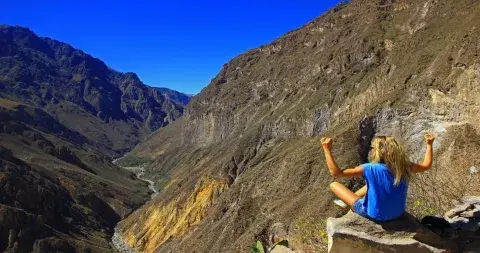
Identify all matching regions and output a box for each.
[0,26,190,252]
[0,25,190,156]
[118,0,480,252]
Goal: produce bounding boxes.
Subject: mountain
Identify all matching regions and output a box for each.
[0,25,190,252]
[0,25,190,156]
[116,0,480,252]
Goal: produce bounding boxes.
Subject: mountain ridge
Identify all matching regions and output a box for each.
[0,24,190,156]
[0,25,189,252]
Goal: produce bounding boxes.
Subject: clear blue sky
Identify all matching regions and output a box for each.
[1,0,342,94]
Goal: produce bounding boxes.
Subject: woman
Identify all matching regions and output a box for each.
[321,134,435,221]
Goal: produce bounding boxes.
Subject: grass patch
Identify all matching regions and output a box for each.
[116,154,153,167]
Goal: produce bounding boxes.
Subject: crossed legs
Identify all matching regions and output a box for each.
[329,182,367,207]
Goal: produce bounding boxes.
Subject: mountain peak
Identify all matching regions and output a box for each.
[0,26,190,155]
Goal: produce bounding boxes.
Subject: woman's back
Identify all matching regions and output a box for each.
[361,163,408,221]
[322,133,434,222]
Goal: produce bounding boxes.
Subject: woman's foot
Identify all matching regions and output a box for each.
[333,199,348,211]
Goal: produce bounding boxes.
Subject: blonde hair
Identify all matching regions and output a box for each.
[369,136,412,185]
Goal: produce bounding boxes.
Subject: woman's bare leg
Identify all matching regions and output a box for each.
[330,182,361,207]
[355,185,367,197]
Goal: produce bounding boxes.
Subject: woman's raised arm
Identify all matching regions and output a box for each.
[412,133,435,173]
[321,137,363,177]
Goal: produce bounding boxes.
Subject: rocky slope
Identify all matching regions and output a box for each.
[116,0,480,252]
[0,26,190,252]
[0,25,190,156]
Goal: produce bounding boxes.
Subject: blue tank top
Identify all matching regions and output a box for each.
[361,163,408,221]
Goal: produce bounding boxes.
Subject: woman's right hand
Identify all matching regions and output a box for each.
[425,133,435,145]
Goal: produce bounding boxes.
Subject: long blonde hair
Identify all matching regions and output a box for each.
[369,136,412,185]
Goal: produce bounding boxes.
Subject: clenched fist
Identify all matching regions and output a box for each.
[321,137,333,150]
[425,133,435,145]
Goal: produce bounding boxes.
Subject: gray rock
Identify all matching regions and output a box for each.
[446,216,471,230]
[445,204,474,218]
[461,196,480,205]
[444,196,480,232]
[469,166,479,175]
[327,211,456,253]
[459,210,480,219]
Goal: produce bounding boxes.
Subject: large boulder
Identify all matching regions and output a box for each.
[326,211,455,253]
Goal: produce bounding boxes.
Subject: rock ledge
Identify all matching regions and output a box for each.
[327,211,454,253]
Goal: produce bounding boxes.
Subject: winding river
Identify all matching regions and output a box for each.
[111,164,158,252]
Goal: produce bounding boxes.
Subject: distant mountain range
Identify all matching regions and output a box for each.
[0,25,190,156]
[0,25,190,252]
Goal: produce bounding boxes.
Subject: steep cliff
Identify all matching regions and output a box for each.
[120,178,228,252]
[119,0,480,252]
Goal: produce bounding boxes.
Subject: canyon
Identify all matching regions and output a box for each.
[0,25,189,252]
[116,0,480,252]
[1,0,480,252]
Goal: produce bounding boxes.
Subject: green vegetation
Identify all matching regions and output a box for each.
[409,199,438,219]
[249,240,289,253]
[116,154,154,167]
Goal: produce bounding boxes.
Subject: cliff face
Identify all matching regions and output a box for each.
[119,178,228,252]
[120,0,480,252]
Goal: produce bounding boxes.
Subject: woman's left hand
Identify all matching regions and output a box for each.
[321,137,333,151]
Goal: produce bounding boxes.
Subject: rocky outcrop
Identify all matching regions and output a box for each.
[444,196,480,232]
[326,211,455,253]
[328,197,480,253]
[443,196,480,252]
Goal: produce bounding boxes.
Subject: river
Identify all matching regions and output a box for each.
[111,163,158,252]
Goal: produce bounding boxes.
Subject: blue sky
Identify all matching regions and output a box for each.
[1,0,342,94]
